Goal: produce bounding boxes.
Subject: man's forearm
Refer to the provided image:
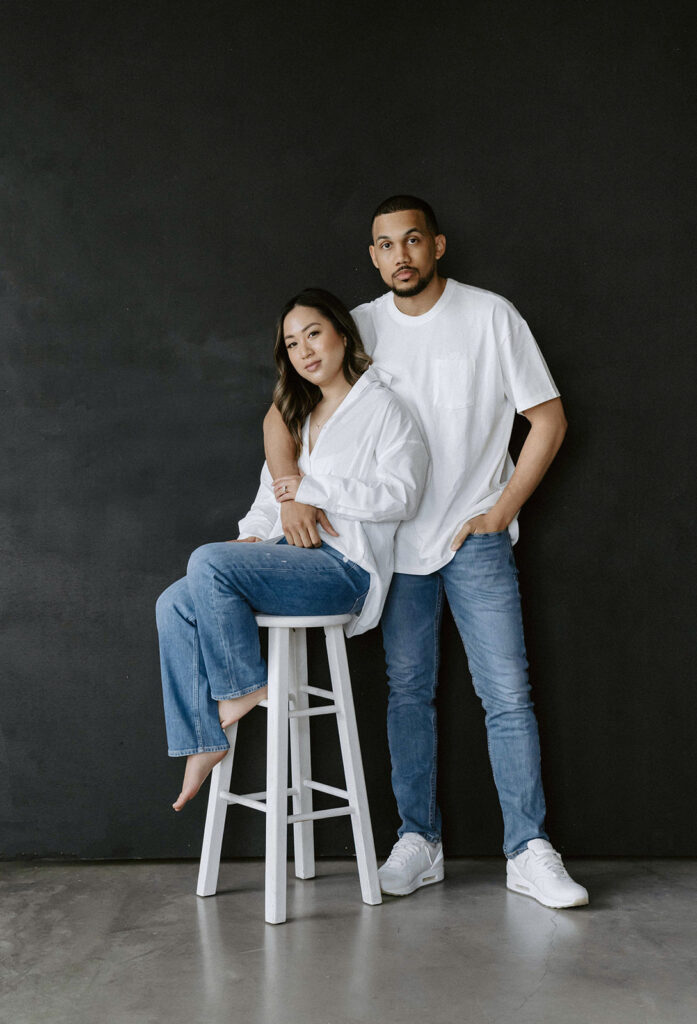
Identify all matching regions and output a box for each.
[492,398,567,527]
[263,403,298,478]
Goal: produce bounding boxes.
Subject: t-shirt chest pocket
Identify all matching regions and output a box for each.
[432,355,475,409]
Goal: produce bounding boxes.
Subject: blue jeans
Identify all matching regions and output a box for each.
[156,540,369,756]
[381,530,548,858]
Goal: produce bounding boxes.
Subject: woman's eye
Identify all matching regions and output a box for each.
[286,341,296,349]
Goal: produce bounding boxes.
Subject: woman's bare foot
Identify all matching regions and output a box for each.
[173,750,228,812]
[218,686,268,728]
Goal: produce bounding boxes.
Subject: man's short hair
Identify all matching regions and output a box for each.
[371,195,440,237]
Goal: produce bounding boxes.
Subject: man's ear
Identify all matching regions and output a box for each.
[369,244,379,269]
[435,234,446,260]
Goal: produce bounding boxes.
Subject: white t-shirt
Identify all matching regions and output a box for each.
[237,367,429,635]
[351,279,560,575]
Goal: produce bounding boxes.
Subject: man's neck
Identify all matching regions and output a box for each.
[393,275,447,317]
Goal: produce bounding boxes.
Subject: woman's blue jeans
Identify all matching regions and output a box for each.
[380,530,548,858]
[156,540,369,757]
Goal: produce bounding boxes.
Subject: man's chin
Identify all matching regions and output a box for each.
[390,265,437,299]
[391,277,429,298]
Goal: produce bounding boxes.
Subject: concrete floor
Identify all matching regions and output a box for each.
[2,859,696,1024]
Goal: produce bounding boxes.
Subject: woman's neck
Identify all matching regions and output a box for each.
[309,377,353,453]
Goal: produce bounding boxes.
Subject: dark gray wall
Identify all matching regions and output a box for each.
[1,0,694,859]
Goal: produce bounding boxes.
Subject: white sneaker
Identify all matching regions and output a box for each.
[506,839,589,908]
[378,833,444,895]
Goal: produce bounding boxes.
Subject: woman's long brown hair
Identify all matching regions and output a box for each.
[273,288,372,456]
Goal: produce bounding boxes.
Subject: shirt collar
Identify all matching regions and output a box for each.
[386,277,454,326]
[302,364,389,445]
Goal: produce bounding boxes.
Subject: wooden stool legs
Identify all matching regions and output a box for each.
[196,616,381,923]
[324,624,381,908]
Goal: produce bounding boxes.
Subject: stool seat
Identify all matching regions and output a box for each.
[196,613,381,923]
[254,613,352,628]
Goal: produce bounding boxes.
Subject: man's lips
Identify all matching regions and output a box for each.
[394,268,417,280]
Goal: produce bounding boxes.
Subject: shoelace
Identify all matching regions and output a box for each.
[384,836,431,868]
[532,847,569,879]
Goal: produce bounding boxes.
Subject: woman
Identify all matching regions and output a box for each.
[156,288,429,811]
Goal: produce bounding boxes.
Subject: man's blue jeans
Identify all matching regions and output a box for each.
[381,530,548,858]
[156,540,369,757]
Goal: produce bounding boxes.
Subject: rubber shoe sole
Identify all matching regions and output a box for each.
[379,860,445,896]
[506,867,589,909]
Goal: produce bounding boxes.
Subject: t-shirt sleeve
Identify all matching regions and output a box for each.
[496,317,560,413]
[351,302,378,357]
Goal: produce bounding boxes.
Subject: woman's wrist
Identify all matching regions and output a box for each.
[273,474,302,502]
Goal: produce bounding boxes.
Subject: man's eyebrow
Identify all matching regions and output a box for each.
[284,321,320,340]
[375,227,425,241]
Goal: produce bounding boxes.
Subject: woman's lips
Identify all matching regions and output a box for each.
[305,360,321,372]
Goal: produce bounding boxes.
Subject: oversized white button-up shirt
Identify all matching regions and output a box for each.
[237,367,430,635]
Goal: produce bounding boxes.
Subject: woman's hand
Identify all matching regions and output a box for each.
[273,475,302,503]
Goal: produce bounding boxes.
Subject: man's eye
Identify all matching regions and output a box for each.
[381,242,391,250]
[408,237,418,244]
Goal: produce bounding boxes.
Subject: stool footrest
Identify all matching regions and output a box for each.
[222,778,349,805]
[287,805,354,825]
[222,787,295,812]
[304,780,349,800]
[289,705,336,719]
[222,792,354,824]
[260,687,335,712]
[300,685,334,701]
[257,696,299,708]
[222,793,267,813]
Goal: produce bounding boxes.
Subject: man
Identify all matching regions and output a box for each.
[265,195,588,909]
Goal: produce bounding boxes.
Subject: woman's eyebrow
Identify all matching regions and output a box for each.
[284,321,320,340]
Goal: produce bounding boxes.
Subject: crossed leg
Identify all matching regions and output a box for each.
[157,540,368,811]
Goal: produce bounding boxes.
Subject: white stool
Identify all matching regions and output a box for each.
[196,613,382,923]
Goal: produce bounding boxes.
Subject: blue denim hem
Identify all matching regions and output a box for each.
[210,679,268,701]
[168,743,230,757]
[398,827,442,844]
[506,832,550,859]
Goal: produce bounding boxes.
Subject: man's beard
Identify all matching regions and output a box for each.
[390,263,436,298]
